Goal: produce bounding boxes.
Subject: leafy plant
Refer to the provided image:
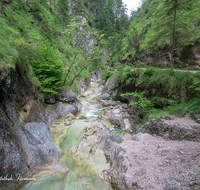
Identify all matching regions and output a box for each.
[121,92,152,109]
[116,129,125,135]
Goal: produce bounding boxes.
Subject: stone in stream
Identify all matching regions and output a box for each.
[79,116,87,119]
[121,104,128,109]
[79,94,86,98]
[101,93,111,100]
[64,121,71,126]
[65,113,75,119]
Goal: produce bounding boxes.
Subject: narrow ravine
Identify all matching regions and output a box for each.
[20,82,112,190]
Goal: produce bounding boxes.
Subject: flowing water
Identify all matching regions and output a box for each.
[21,82,112,190]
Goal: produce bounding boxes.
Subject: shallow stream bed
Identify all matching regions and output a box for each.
[20,82,112,190]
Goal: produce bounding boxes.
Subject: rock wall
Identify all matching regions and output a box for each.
[140,42,200,69]
[0,65,67,190]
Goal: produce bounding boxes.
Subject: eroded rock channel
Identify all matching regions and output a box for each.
[20,80,200,190]
[1,67,199,190]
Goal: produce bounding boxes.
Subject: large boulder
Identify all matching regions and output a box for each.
[45,102,78,123]
[22,122,67,172]
[102,74,119,93]
[55,88,76,102]
[101,93,111,100]
[71,124,200,190]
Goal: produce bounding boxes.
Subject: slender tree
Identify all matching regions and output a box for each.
[145,0,196,74]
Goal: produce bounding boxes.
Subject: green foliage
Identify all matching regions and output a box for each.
[121,92,152,109]
[115,129,125,135]
[117,67,200,124]
[0,18,18,65]
[109,0,200,65]
[29,43,64,93]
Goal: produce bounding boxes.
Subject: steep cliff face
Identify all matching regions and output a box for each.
[0,64,67,190]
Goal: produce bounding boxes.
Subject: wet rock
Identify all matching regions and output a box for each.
[65,113,75,119]
[0,65,59,190]
[45,103,77,123]
[101,93,111,100]
[56,145,62,155]
[64,121,71,126]
[73,98,83,112]
[55,88,76,102]
[93,85,104,94]
[79,115,87,119]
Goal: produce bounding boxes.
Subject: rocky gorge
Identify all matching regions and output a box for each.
[0,65,200,190]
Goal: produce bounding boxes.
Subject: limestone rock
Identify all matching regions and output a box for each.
[102,74,119,93]
[79,115,87,119]
[73,124,200,190]
[64,121,71,126]
[140,117,200,142]
[55,88,76,102]
[45,103,77,123]
[101,93,111,100]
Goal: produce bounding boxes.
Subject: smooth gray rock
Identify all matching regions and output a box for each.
[102,74,119,93]
[101,93,111,100]
[45,103,77,123]
[121,104,128,109]
[22,122,59,166]
[55,88,76,102]
[64,121,71,126]
[79,116,87,119]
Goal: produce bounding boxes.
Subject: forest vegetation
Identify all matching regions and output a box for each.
[0,0,200,122]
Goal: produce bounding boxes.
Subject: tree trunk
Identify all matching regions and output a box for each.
[0,6,1,17]
[70,61,92,87]
[49,0,51,11]
[171,0,177,75]
[63,53,78,85]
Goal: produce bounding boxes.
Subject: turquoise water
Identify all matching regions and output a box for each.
[20,82,112,190]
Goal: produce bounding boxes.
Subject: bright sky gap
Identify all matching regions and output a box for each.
[122,0,141,16]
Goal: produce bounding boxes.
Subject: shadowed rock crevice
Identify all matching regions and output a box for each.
[0,65,68,190]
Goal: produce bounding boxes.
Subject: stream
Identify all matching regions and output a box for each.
[20,82,112,190]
